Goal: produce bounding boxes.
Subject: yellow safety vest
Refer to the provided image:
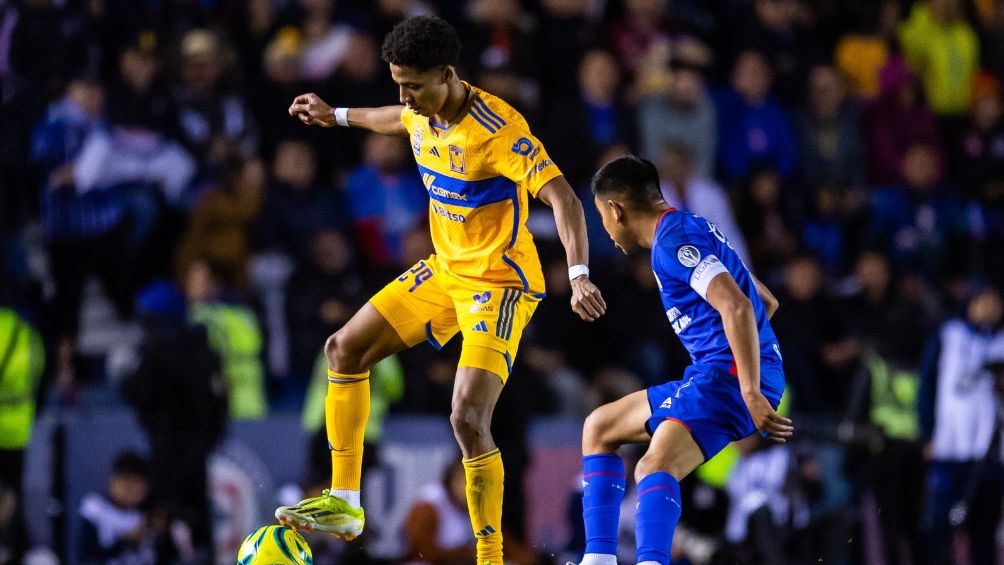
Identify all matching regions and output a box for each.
[190,303,267,420]
[0,309,45,449]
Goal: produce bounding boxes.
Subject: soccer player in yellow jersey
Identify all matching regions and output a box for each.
[276,15,607,565]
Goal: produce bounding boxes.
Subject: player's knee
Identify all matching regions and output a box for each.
[324,329,365,373]
[634,452,664,483]
[449,405,488,443]
[582,409,609,450]
[635,448,686,483]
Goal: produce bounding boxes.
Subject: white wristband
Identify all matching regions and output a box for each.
[333,107,350,127]
[568,264,590,281]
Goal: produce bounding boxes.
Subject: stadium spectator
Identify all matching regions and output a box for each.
[176,155,265,290]
[605,0,674,78]
[185,258,268,420]
[771,254,848,415]
[862,56,943,186]
[658,141,749,264]
[345,132,428,268]
[286,230,372,380]
[637,65,717,179]
[867,143,963,279]
[121,282,226,562]
[543,48,638,187]
[29,76,137,384]
[78,452,156,565]
[0,306,44,564]
[953,71,1004,201]
[918,285,1004,565]
[734,167,799,273]
[833,0,898,100]
[716,51,797,185]
[402,459,476,565]
[735,0,818,106]
[899,0,980,119]
[795,65,865,190]
[460,0,537,109]
[261,138,345,264]
[297,0,359,82]
[171,28,260,189]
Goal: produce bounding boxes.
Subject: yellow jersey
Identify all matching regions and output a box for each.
[400,83,561,296]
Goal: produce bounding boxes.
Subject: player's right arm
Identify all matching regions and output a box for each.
[706,274,793,442]
[288,93,407,136]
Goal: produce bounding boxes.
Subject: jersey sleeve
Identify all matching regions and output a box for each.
[654,232,730,301]
[496,118,563,197]
[399,107,415,134]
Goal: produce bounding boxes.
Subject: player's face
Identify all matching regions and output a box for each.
[390,63,450,118]
[594,194,635,253]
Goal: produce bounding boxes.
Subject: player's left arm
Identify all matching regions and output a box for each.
[751,274,779,319]
[706,273,793,442]
[538,177,607,322]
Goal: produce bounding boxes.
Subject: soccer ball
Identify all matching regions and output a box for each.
[237,524,313,564]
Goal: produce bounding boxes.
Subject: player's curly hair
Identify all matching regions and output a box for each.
[591,155,665,210]
[381,16,461,71]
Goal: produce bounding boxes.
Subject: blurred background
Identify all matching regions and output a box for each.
[1,0,1004,563]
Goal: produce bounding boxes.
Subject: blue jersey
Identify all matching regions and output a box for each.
[651,209,783,375]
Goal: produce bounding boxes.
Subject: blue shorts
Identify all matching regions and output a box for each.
[646,364,783,461]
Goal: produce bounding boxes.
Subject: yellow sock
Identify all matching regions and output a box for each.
[326,370,370,492]
[463,449,504,565]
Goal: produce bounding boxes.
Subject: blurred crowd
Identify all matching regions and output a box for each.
[2,0,1004,563]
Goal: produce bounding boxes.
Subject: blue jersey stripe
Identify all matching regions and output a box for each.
[496,289,511,337]
[470,101,501,129]
[417,164,515,208]
[502,254,530,292]
[475,97,506,127]
[505,290,522,339]
[508,192,519,248]
[469,105,498,133]
[426,322,443,350]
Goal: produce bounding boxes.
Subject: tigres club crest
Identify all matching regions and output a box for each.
[412,124,424,156]
[449,144,466,174]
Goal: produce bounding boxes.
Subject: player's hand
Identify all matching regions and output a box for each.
[288,93,337,127]
[743,391,794,442]
[570,276,606,322]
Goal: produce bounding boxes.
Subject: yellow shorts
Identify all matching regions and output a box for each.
[370,255,541,382]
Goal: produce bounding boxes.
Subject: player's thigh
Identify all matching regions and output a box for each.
[367,256,459,347]
[327,302,410,372]
[582,390,652,453]
[334,257,457,370]
[639,419,705,482]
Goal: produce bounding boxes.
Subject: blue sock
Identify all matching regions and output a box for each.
[635,472,682,565]
[582,454,626,557]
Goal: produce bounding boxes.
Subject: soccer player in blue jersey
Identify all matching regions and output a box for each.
[576,155,794,565]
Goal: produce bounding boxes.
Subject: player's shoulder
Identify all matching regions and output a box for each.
[468,85,530,137]
[657,210,706,243]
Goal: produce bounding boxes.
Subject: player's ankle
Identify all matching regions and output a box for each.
[580,553,617,565]
[329,489,361,508]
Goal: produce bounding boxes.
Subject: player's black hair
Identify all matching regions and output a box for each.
[381,16,461,71]
[591,155,665,210]
[111,451,149,478]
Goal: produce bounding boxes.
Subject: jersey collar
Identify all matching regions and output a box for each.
[652,207,678,246]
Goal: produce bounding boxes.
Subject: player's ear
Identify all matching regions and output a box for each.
[442,65,453,84]
[608,200,625,224]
